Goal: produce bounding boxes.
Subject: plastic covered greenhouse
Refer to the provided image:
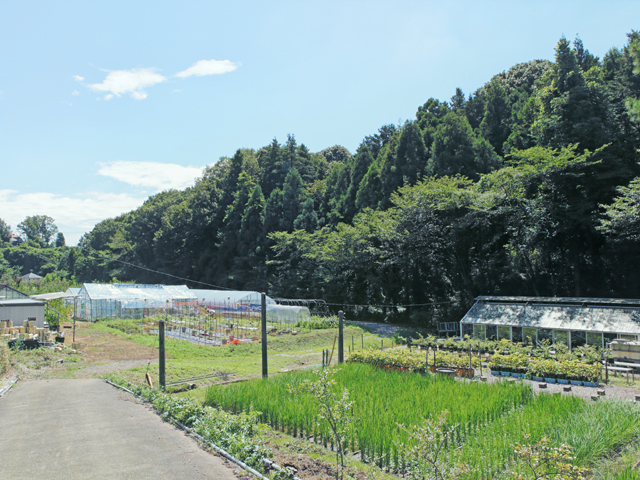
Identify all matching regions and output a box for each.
[190,289,310,324]
[77,283,198,321]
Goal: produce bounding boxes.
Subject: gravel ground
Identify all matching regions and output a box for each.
[345,320,405,336]
[477,372,639,402]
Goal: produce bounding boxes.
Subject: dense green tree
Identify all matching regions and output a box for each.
[294,197,319,233]
[479,78,510,156]
[264,188,285,236]
[355,157,383,211]
[239,184,266,255]
[322,162,350,225]
[342,144,375,222]
[17,215,59,247]
[396,121,428,185]
[450,88,466,113]
[532,36,613,152]
[281,168,305,232]
[55,232,65,247]
[430,113,501,179]
[573,35,600,72]
[362,124,398,160]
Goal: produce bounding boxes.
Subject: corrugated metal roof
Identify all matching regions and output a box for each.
[475,295,640,307]
[0,299,45,307]
[462,297,640,334]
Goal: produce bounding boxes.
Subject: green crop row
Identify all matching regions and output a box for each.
[489,352,601,381]
[205,363,530,469]
[347,347,481,371]
[204,364,640,477]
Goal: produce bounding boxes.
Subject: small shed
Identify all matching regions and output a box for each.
[0,299,45,328]
[460,296,640,349]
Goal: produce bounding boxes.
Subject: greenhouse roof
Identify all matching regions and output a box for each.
[0,284,30,301]
[190,289,276,305]
[80,283,197,302]
[461,296,640,335]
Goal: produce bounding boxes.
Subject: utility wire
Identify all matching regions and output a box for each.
[109,258,451,306]
[111,258,235,291]
[323,301,452,308]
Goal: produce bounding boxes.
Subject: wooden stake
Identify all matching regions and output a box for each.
[329,335,337,364]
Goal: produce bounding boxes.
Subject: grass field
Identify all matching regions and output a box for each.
[93,318,390,385]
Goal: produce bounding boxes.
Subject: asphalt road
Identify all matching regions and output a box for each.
[0,379,240,480]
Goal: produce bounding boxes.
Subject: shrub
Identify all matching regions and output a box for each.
[296,315,338,330]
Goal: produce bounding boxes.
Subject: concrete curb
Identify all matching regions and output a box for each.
[0,377,18,397]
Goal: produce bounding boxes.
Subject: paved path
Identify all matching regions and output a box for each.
[0,379,240,480]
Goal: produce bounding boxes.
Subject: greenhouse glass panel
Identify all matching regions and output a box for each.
[604,332,617,346]
[511,327,523,344]
[473,324,486,340]
[620,334,637,341]
[486,325,497,341]
[538,328,553,344]
[571,330,586,348]
[498,326,511,341]
[523,328,537,345]
[553,330,569,347]
[586,332,603,348]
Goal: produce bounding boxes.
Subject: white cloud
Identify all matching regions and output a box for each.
[98,161,205,192]
[175,59,238,78]
[88,68,166,100]
[73,75,84,82]
[71,90,79,96]
[0,190,146,245]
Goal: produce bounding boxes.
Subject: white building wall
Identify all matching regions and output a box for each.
[0,304,45,328]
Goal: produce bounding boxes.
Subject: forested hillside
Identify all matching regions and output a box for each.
[4,33,640,325]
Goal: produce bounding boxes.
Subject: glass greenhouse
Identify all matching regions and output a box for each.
[461,296,640,349]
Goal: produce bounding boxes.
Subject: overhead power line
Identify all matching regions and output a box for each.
[323,301,452,308]
[109,258,452,306]
[111,259,235,291]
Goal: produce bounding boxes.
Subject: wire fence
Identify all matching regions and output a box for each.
[123,299,317,347]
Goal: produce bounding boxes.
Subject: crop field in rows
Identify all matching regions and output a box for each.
[205,363,640,479]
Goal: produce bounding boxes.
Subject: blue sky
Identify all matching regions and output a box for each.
[1,1,639,244]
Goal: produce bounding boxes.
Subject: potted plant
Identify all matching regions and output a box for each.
[488,353,501,376]
[556,362,570,384]
[543,359,557,384]
[567,362,583,386]
[528,359,545,382]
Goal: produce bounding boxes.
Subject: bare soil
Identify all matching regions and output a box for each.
[0,322,158,382]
